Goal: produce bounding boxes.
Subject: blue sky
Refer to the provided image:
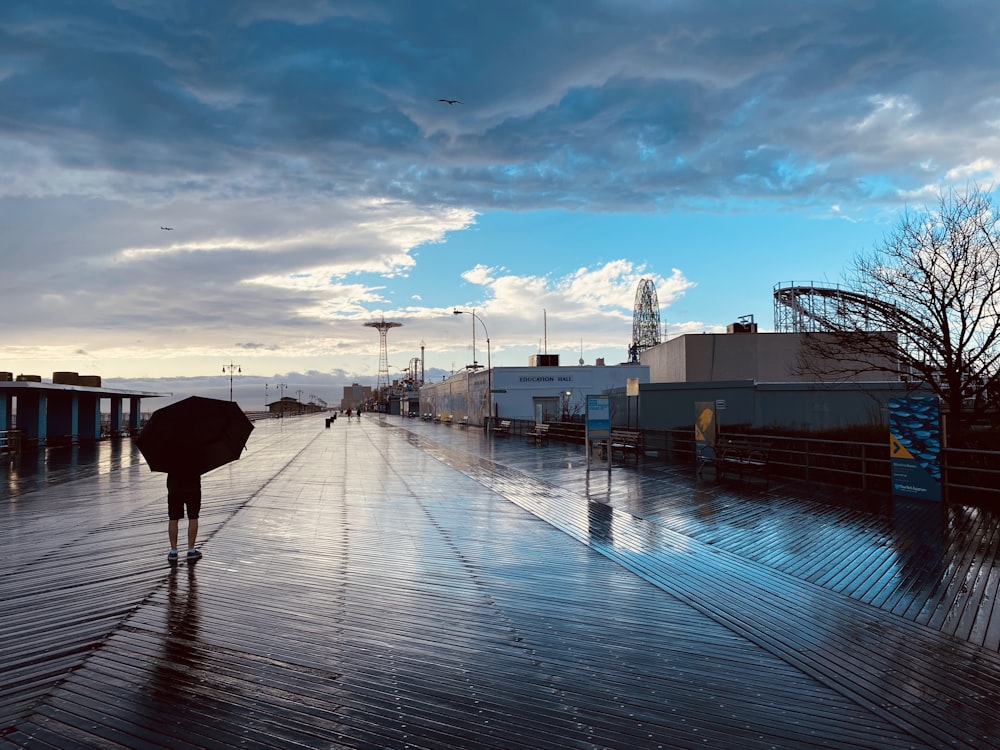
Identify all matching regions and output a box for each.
[2,1,998,410]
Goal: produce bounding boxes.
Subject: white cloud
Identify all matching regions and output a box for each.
[945,159,998,182]
[4,0,1000,383]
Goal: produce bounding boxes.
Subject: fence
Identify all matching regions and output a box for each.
[620,428,1000,504]
[1,429,24,457]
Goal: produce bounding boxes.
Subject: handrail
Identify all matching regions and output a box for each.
[0,429,25,456]
[627,427,1000,501]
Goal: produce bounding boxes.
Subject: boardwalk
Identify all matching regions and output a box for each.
[2,414,1000,749]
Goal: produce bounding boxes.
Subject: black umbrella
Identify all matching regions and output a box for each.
[136,396,254,475]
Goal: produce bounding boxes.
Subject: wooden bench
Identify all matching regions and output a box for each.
[609,429,642,463]
[526,423,550,446]
[715,440,770,485]
[458,416,469,428]
[496,419,512,436]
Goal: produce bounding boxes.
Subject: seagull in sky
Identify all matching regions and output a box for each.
[437,99,461,105]
[160,226,173,230]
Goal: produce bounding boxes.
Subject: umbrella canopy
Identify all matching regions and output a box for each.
[136,396,254,475]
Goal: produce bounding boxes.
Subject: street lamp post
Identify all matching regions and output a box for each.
[453,309,492,431]
[276,382,287,417]
[223,362,241,402]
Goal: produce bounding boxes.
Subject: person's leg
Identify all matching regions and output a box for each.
[167,474,185,554]
[186,485,202,557]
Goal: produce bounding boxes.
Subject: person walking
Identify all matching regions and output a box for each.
[167,471,203,564]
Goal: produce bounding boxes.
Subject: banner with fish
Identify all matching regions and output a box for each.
[888,396,942,502]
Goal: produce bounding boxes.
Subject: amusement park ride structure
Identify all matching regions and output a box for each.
[629,279,662,362]
[364,317,403,402]
[772,281,914,333]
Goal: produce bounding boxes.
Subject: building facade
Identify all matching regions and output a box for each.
[639,330,900,383]
[267,396,324,415]
[339,383,372,412]
[635,379,918,432]
[632,328,911,432]
[419,361,649,426]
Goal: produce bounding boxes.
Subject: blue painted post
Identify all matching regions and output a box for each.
[18,392,48,446]
[110,397,124,437]
[78,394,102,440]
[0,393,10,431]
[47,393,79,444]
[129,397,142,433]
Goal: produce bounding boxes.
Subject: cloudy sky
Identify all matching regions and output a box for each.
[3,1,999,410]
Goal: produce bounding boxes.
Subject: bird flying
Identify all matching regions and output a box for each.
[437,99,461,105]
[160,226,173,230]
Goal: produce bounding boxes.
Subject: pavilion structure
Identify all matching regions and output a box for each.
[0,377,168,447]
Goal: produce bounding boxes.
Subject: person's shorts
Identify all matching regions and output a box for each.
[167,473,202,520]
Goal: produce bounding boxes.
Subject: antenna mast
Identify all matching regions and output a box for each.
[543,309,548,354]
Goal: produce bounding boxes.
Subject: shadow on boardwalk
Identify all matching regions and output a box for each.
[2,414,999,749]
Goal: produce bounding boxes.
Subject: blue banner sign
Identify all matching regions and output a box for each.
[888,396,942,502]
[586,395,610,439]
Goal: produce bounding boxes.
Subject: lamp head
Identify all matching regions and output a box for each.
[453,310,462,315]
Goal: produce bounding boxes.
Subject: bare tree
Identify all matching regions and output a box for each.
[801,186,1000,440]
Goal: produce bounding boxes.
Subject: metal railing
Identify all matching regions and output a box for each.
[0,429,24,457]
[613,428,1000,503]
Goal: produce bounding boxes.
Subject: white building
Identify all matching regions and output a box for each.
[418,357,649,426]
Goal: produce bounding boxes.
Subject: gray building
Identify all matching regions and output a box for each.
[633,328,912,432]
[635,379,913,432]
[639,329,900,384]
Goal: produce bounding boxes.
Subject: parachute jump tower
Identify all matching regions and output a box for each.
[364,317,402,401]
[629,279,662,362]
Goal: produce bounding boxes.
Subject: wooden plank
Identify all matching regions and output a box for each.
[405,428,1000,749]
[5,416,1000,750]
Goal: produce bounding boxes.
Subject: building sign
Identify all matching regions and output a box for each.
[889,396,942,502]
[586,395,610,440]
[626,378,639,397]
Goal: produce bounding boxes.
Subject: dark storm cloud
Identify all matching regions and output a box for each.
[3,0,997,210]
[2,0,999,379]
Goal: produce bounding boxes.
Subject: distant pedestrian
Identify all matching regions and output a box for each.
[347,409,352,421]
[167,471,203,563]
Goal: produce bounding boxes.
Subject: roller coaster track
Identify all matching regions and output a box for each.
[773,282,926,334]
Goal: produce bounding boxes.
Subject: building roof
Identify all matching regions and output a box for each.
[0,381,169,399]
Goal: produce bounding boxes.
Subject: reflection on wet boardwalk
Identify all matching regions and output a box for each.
[2,414,999,749]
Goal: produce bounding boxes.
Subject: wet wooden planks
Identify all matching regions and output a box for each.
[399,424,1000,749]
[0,424,324,739]
[461,428,1000,653]
[3,416,932,749]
